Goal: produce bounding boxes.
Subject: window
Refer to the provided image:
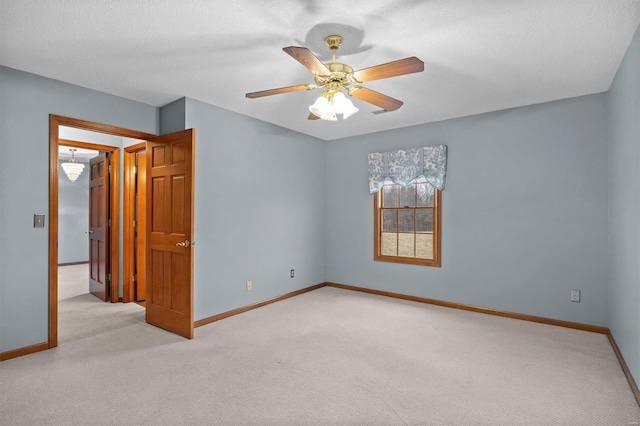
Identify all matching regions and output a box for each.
[374,177,441,266]
[368,144,447,266]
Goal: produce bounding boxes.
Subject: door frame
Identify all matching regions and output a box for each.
[49,115,155,348]
[58,140,119,302]
[63,142,114,302]
[123,142,147,303]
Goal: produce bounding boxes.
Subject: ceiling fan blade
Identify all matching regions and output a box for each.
[350,87,404,111]
[308,112,320,120]
[246,84,314,99]
[283,46,331,76]
[352,57,424,83]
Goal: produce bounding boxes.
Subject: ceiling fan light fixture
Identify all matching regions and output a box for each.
[325,111,338,121]
[332,91,359,119]
[309,90,358,121]
[61,148,85,182]
[309,93,332,119]
[331,91,348,114]
[342,100,359,120]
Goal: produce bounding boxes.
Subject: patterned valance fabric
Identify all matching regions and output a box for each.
[368,145,448,194]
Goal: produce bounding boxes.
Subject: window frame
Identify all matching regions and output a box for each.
[373,184,442,267]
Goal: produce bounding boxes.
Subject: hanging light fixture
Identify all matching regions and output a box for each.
[309,88,359,121]
[306,39,359,122]
[331,91,359,119]
[309,92,337,121]
[61,148,85,182]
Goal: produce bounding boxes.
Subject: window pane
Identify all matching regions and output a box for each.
[416,209,433,233]
[381,232,397,256]
[383,185,399,207]
[398,210,414,233]
[416,233,433,259]
[382,210,397,232]
[417,183,435,207]
[398,233,415,257]
[374,187,441,267]
[400,185,416,207]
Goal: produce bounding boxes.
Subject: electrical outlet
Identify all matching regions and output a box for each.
[246,281,252,291]
[290,269,294,278]
[570,289,580,303]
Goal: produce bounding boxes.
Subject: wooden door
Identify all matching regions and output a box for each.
[135,152,147,301]
[145,129,195,339]
[89,153,109,301]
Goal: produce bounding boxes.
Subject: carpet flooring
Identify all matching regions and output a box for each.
[1,280,639,425]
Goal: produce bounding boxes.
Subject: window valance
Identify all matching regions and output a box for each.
[368,145,447,194]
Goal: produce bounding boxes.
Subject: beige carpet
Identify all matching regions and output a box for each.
[1,286,639,425]
[58,263,90,301]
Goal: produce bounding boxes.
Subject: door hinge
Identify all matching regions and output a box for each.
[133,166,137,174]
[108,219,111,227]
[108,164,111,174]
[132,274,137,282]
[107,273,111,282]
[133,220,136,228]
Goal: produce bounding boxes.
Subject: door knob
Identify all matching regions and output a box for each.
[176,240,190,247]
[88,230,94,234]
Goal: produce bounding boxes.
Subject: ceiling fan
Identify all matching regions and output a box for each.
[245,35,424,121]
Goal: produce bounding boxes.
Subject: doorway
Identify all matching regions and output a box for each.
[49,115,197,347]
[57,143,99,303]
[49,115,155,348]
[58,138,119,302]
[123,143,147,304]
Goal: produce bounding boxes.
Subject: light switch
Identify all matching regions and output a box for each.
[33,214,45,228]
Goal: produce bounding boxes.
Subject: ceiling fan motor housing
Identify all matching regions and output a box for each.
[315,62,355,91]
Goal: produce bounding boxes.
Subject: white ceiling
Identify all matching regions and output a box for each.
[58,146,99,163]
[1,1,639,141]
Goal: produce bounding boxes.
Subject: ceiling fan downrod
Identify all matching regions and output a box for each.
[324,35,343,64]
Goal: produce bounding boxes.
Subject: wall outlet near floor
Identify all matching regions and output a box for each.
[246,281,252,291]
[290,269,294,278]
[570,289,581,302]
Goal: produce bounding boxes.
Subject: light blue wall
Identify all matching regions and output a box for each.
[0,66,157,353]
[183,98,327,320]
[60,126,126,146]
[326,94,609,326]
[607,27,640,385]
[159,98,186,135]
[58,160,90,264]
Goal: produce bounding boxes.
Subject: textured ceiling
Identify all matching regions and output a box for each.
[1,1,639,141]
[58,146,99,163]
